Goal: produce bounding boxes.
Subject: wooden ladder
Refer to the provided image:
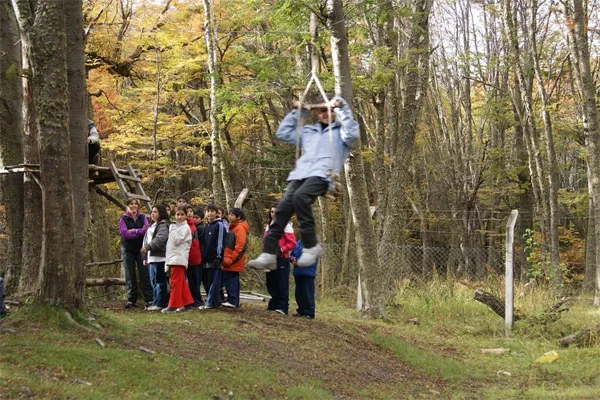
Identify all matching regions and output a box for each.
[109,161,152,212]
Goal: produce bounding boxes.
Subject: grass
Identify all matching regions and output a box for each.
[1,280,600,399]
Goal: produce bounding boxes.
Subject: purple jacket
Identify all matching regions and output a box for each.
[119,212,149,252]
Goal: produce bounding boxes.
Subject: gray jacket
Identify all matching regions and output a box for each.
[143,219,169,258]
[276,96,359,181]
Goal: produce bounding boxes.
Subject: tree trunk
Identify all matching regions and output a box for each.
[12,0,43,296]
[65,0,88,308]
[29,1,78,309]
[327,0,385,317]
[566,0,600,305]
[379,0,432,280]
[203,0,226,207]
[529,0,561,281]
[0,1,24,291]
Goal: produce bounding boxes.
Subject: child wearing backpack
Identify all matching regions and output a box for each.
[162,206,194,313]
[221,208,249,308]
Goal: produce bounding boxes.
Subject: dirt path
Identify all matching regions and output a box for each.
[99,300,449,398]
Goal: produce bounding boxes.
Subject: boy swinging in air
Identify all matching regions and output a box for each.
[247,93,359,270]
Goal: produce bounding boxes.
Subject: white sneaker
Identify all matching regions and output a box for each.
[246,252,277,271]
[222,302,237,308]
[146,305,162,311]
[297,244,322,267]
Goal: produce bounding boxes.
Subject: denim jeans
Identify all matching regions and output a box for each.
[122,248,153,304]
[266,257,290,313]
[149,262,169,308]
[202,265,223,308]
[222,271,240,307]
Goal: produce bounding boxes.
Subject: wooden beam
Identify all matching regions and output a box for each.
[92,185,127,211]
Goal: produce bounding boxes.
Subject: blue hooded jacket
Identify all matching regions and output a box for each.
[291,240,317,278]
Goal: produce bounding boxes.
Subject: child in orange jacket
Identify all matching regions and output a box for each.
[221,208,249,308]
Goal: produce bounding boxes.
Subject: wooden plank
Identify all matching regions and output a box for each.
[125,192,151,201]
[110,161,131,200]
[116,172,141,183]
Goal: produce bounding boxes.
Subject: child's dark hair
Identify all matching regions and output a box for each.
[268,202,278,224]
[153,204,169,221]
[177,194,190,203]
[182,203,193,212]
[229,207,245,220]
[205,203,218,212]
[194,207,205,218]
[126,197,140,206]
[175,205,188,214]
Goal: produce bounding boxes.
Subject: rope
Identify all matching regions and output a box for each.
[294,72,339,197]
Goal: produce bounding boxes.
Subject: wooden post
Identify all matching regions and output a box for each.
[505,210,518,336]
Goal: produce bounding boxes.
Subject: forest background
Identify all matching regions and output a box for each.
[1,0,600,316]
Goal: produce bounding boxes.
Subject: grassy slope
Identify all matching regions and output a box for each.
[1,284,600,399]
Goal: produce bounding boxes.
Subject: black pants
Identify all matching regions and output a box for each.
[294,275,315,318]
[266,257,290,313]
[89,141,100,164]
[264,177,328,253]
[186,264,203,306]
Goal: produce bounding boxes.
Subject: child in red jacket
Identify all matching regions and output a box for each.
[184,204,203,308]
[221,208,249,308]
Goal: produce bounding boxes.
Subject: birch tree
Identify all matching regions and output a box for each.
[327,0,385,316]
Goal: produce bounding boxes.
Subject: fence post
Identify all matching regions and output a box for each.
[505,209,518,336]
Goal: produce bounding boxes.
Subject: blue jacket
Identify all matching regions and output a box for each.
[291,240,317,277]
[201,218,226,265]
[276,97,359,182]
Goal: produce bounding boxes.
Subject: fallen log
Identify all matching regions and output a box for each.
[558,324,600,348]
[86,278,125,287]
[473,289,522,321]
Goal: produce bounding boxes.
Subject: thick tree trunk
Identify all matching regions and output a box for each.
[29,1,78,309]
[12,0,43,296]
[65,0,88,308]
[0,1,24,291]
[328,0,385,317]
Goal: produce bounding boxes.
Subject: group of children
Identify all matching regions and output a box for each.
[119,195,317,318]
[119,196,248,314]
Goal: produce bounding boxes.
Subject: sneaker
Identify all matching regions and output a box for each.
[246,252,277,271]
[146,305,162,311]
[302,315,314,320]
[198,305,215,310]
[161,307,177,313]
[176,306,190,312]
[124,301,137,309]
[222,302,237,308]
[297,244,322,267]
[275,309,286,315]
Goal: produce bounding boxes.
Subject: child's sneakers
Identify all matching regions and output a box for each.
[246,252,277,271]
[297,244,322,267]
[161,307,177,313]
[221,302,237,308]
[146,305,162,311]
